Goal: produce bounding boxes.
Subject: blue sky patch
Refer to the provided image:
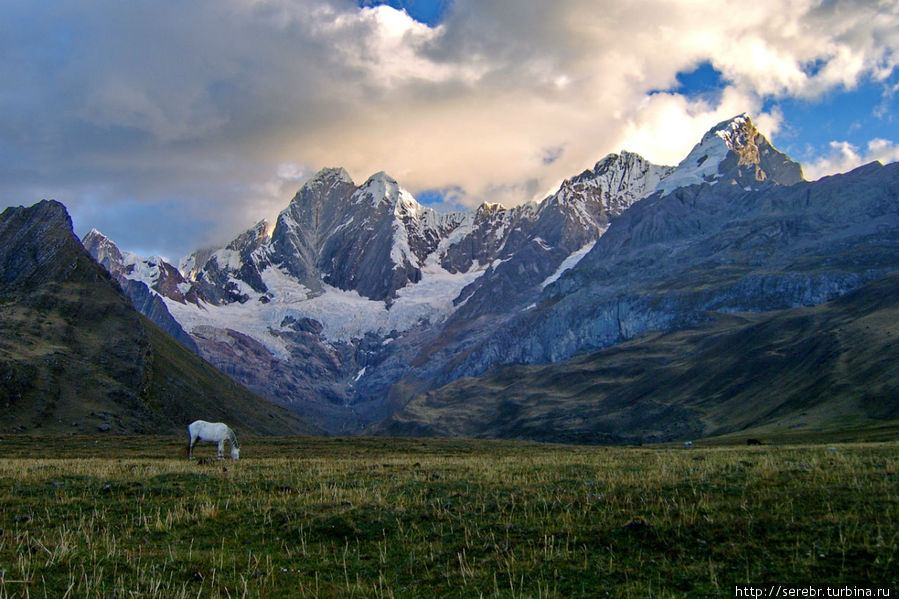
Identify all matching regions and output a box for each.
[767,73,899,164]
[415,185,468,212]
[675,62,726,99]
[358,0,451,26]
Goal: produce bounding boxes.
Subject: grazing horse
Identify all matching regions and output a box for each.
[187,420,240,460]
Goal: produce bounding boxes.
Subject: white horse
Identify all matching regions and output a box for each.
[187,420,240,460]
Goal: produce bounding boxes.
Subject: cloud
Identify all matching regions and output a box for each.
[803,138,899,181]
[615,87,785,166]
[1,0,897,257]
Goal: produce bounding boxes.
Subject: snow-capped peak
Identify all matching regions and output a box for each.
[82,228,125,274]
[655,114,760,194]
[83,228,116,250]
[588,151,674,193]
[548,150,674,220]
[82,229,184,293]
[354,171,429,219]
[357,171,401,206]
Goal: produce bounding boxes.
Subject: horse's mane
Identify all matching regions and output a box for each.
[228,427,240,449]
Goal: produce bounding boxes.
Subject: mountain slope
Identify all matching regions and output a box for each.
[82,229,199,352]
[372,273,899,443]
[399,159,899,397]
[0,201,319,435]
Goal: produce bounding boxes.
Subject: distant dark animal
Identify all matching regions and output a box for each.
[746,438,763,446]
[187,420,240,460]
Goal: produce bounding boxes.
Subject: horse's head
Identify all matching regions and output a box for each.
[231,447,240,460]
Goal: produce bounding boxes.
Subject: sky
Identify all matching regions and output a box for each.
[1,0,898,260]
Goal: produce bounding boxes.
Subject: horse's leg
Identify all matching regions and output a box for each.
[187,432,195,460]
[217,440,224,460]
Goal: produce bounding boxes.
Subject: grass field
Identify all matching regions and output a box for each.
[0,436,895,598]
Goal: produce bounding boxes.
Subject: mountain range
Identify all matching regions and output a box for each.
[52,114,899,440]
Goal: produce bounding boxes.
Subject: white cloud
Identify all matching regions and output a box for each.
[803,138,899,181]
[1,0,898,256]
[242,0,899,201]
[615,87,785,166]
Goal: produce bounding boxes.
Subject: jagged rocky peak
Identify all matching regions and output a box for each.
[190,219,273,292]
[82,229,174,277]
[179,247,215,280]
[476,201,507,214]
[270,167,358,267]
[261,166,445,301]
[580,150,664,181]
[526,150,673,248]
[1,200,94,293]
[82,228,198,305]
[714,114,758,155]
[283,168,421,220]
[658,114,804,194]
[0,200,74,250]
[303,166,355,191]
[226,219,271,253]
[281,166,358,222]
[555,150,674,214]
[1,198,69,225]
[82,228,127,276]
[82,227,115,248]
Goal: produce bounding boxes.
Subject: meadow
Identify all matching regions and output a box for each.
[0,435,895,598]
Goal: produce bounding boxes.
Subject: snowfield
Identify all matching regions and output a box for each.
[541,240,598,289]
[164,259,486,357]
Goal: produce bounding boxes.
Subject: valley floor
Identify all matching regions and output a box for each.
[0,436,895,598]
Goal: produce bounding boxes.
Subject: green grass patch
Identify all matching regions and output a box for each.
[0,436,895,597]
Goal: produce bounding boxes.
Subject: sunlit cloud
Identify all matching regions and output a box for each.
[1,0,897,257]
[803,138,899,181]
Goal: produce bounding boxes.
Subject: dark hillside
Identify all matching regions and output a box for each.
[0,201,319,435]
[372,273,899,443]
